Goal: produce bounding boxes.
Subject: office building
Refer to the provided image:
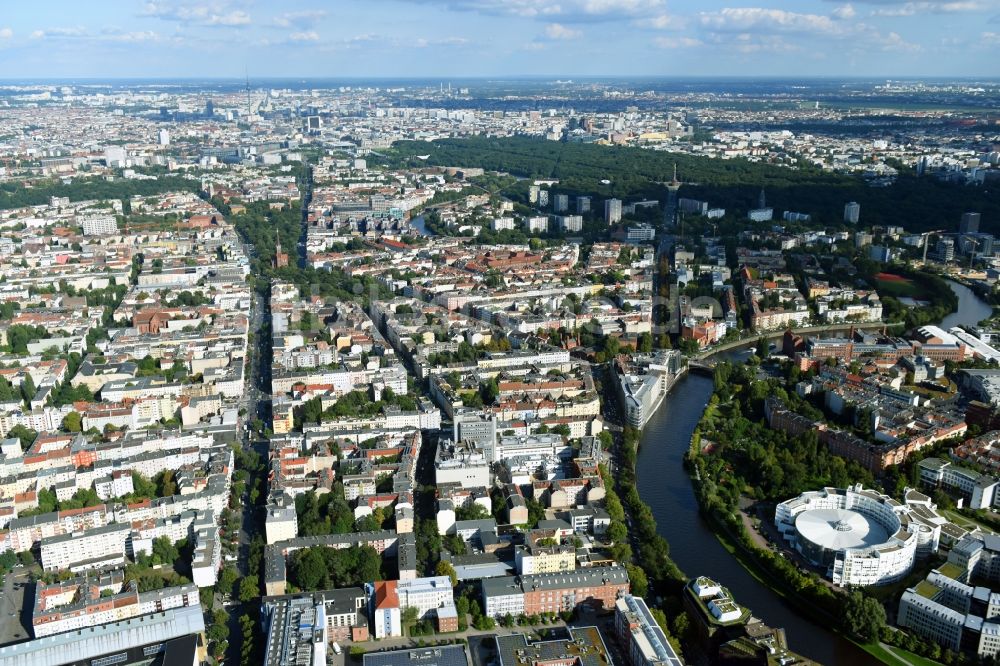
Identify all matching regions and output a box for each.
[514,544,576,575]
[554,194,569,213]
[576,196,591,214]
[263,589,369,666]
[263,595,327,666]
[32,574,199,639]
[678,198,708,216]
[396,576,458,631]
[371,581,401,639]
[844,201,861,224]
[480,565,630,618]
[918,458,999,510]
[626,224,655,242]
[605,199,622,225]
[936,238,955,262]
[897,565,1000,659]
[495,628,613,666]
[776,485,926,587]
[157,129,170,146]
[961,212,982,234]
[0,606,204,666]
[364,645,469,666]
[615,595,684,666]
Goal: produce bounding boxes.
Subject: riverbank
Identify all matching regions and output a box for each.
[704,505,896,664]
[692,464,895,664]
[669,279,993,664]
[633,372,875,663]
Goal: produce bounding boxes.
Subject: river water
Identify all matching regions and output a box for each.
[940,280,993,330]
[412,214,433,237]
[635,279,992,665]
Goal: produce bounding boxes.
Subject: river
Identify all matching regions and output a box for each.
[634,279,992,664]
[411,214,433,237]
[940,280,993,330]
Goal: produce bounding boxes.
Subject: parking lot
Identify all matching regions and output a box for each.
[0,567,33,645]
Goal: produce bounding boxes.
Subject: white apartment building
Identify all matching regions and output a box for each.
[265,502,299,545]
[80,216,118,236]
[94,470,134,501]
[396,576,457,621]
[524,216,549,233]
[40,523,130,572]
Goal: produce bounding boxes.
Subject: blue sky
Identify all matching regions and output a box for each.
[1,1,999,78]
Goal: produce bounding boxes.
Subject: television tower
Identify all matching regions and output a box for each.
[244,68,252,121]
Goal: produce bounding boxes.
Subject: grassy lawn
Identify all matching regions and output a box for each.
[943,509,996,534]
[875,279,919,298]
[862,642,943,666]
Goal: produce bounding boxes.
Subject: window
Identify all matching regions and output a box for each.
[92,654,128,666]
[143,643,165,656]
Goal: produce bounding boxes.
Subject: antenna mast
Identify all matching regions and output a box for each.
[245,67,252,121]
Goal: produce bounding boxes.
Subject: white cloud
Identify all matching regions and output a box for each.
[142,2,251,27]
[0,28,12,40]
[653,36,703,48]
[289,31,320,42]
[699,8,842,35]
[881,30,921,50]
[726,33,800,53]
[106,30,160,43]
[861,1,991,15]
[32,26,88,39]
[389,0,666,21]
[545,22,583,39]
[981,30,1000,42]
[27,26,168,47]
[634,13,686,29]
[272,10,327,28]
[832,4,857,19]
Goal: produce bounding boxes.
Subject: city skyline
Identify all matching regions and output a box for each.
[1,0,1000,78]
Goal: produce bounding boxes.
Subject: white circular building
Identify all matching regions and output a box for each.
[776,485,922,587]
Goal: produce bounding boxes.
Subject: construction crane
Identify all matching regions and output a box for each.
[921,229,946,265]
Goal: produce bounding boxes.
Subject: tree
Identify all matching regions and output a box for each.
[151,536,180,565]
[844,591,886,643]
[455,503,490,521]
[239,575,259,603]
[8,424,37,451]
[156,469,178,497]
[61,411,82,433]
[401,606,420,629]
[20,373,36,403]
[606,521,628,544]
[130,472,157,499]
[219,565,240,597]
[443,534,467,556]
[436,560,458,586]
[625,563,649,598]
